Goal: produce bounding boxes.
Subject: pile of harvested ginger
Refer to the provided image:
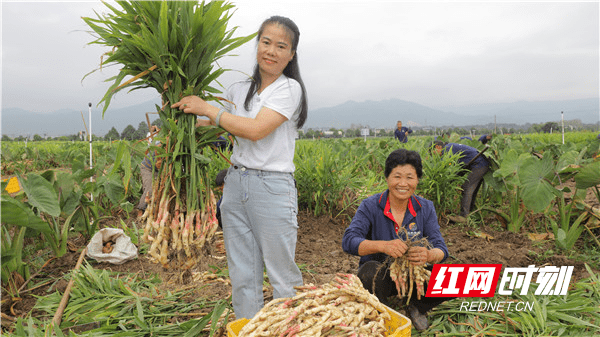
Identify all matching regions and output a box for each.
[238,273,393,337]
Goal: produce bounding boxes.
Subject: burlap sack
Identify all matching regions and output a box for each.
[86,228,138,264]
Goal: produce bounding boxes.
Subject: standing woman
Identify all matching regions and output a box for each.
[172,16,308,320]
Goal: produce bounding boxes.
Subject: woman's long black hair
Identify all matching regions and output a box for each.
[243,16,308,129]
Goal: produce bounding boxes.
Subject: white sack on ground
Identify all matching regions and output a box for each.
[87,228,138,265]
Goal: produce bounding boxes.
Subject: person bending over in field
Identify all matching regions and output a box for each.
[172,15,307,320]
[478,134,492,144]
[342,149,451,331]
[433,141,490,220]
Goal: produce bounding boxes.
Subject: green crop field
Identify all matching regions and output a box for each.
[2,131,599,336]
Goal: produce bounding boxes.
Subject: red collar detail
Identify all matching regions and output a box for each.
[385,196,420,233]
[408,197,417,217]
[384,198,399,234]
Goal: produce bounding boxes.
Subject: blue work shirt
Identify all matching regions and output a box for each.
[444,143,489,169]
[213,135,232,152]
[478,134,491,144]
[394,127,412,143]
[342,190,448,267]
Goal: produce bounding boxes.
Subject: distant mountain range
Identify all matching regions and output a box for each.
[2,97,598,137]
[2,101,162,138]
[304,97,599,129]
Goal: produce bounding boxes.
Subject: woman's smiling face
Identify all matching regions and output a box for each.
[256,23,295,80]
[386,164,419,203]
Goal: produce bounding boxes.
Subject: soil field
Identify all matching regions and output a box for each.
[3,207,596,335]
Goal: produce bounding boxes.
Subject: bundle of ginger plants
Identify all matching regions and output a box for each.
[83,1,254,268]
[388,229,432,305]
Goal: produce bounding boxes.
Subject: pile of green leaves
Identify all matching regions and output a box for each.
[8,262,230,336]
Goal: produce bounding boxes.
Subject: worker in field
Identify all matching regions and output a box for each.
[394,120,413,143]
[342,149,451,331]
[172,15,307,320]
[212,133,234,152]
[434,132,449,142]
[137,126,161,217]
[214,169,227,229]
[433,141,490,220]
[478,134,492,144]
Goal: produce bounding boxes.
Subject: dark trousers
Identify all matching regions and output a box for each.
[137,165,153,211]
[357,260,452,314]
[460,165,489,217]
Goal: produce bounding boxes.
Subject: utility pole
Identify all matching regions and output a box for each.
[89,103,93,201]
[494,115,497,134]
[561,111,564,145]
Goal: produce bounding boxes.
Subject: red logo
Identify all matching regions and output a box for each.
[426,264,502,297]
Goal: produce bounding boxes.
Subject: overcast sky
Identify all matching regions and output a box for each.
[1,0,598,116]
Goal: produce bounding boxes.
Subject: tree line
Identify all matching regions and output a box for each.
[299,120,599,139]
[2,120,163,142]
[2,119,597,142]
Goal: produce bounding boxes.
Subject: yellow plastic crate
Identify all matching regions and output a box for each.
[227,305,411,337]
[3,177,20,194]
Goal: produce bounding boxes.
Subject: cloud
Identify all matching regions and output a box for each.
[1,0,598,114]
[2,1,160,113]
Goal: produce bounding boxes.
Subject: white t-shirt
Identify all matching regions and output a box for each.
[225,75,301,173]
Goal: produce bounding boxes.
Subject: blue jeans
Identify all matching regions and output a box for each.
[221,165,303,319]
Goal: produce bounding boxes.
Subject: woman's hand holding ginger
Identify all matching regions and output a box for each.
[406,246,428,266]
[381,239,408,258]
